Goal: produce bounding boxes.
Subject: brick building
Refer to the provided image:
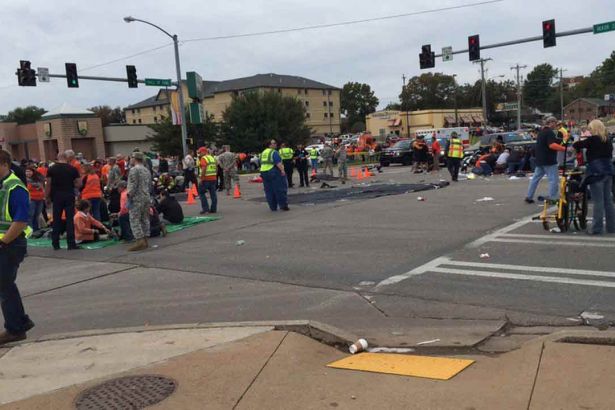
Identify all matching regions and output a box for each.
[1,104,105,162]
[564,98,615,124]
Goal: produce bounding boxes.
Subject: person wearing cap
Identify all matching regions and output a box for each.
[525,116,568,204]
[0,149,35,346]
[445,132,464,181]
[126,151,152,251]
[260,139,289,211]
[197,147,218,214]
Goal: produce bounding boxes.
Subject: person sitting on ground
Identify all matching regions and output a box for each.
[494,149,510,173]
[148,205,167,237]
[472,149,495,176]
[74,200,112,243]
[156,190,184,224]
[112,181,133,241]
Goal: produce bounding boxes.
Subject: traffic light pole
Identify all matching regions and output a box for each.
[172,34,189,160]
[473,58,491,125]
[40,73,158,84]
[432,26,594,58]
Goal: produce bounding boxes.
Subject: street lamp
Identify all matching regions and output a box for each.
[123,16,188,158]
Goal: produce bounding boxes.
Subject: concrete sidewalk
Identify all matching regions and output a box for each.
[2,326,615,409]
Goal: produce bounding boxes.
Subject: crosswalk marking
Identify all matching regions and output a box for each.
[499,233,615,242]
[442,259,615,278]
[430,267,615,289]
[488,238,615,248]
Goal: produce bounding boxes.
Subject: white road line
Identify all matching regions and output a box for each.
[374,256,451,289]
[430,267,615,289]
[499,233,615,242]
[466,214,542,248]
[442,260,615,278]
[488,238,615,248]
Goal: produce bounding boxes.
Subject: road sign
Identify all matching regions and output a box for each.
[38,67,49,82]
[593,21,615,34]
[144,78,172,87]
[442,47,453,62]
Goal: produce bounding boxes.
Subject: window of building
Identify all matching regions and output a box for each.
[138,119,142,124]
[132,119,136,124]
[154,116,158,123]
[329,101,333,106]
[324,112,328,118]
[328,89,332,96]
[305,101,309,107]
[323,101,327,107]
[278,88,282,93]
[304,89,308,95]
[306,112,311,119]
[322,90,326,96]
[131,109,135,114]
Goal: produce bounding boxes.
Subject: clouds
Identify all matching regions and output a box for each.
[1,0,612,114]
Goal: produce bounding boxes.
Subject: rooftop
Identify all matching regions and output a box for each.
[41,103,93,118]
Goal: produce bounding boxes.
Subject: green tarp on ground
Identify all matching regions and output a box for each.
[27,216,220,250]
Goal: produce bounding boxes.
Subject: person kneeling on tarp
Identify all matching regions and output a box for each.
[74,200,113,244]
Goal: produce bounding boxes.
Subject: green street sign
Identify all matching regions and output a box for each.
[144,78,172,87]
[593,21,615,34]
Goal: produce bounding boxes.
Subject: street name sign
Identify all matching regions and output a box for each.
[38,67,49,82]
[442,46,453,62]
[593,21,615,34]
[144,78,172,87]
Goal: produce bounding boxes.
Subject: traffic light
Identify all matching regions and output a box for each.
[543,19,556,48]
[17,60,36,86]
[65,63,79,88]
[419,45,435,69]
[17,60,36,87]
[126,65,138,88]
[468,35,480,61]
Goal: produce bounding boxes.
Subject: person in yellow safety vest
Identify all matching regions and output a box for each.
[0,149,35,346]
[309,147,319,172]
[196,147,218,214]
[445,132,464,182]
[260,139,289,211]
[279,143,295,188]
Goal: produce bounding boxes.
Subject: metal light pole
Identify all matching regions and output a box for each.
[124,16,188,158]
[473,58,492,125]
[402,74,410,137]
[511,64,527,130]
[452,74,458,125]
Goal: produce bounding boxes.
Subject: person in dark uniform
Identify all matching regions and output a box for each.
[46,152,82,250]
[0,150,35,345]
[294,144,310,188]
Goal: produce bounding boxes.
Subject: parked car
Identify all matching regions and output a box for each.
[480,131,532,149]
[380,139,412,166]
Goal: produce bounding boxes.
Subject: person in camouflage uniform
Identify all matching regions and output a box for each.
[217,145,239,196]
[335,143,348,184]
[320,143,334,176]
[127,151,152,251]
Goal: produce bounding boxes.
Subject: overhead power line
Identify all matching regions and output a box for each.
[183,0,504,43]
[80,43,173,72]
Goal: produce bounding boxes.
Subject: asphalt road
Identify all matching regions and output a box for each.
[18,165,614,344]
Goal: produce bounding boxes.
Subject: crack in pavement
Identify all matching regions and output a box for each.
[526,341,546,410]
[22,265,140,298]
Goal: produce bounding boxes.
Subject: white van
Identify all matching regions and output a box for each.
[415,127,471,146]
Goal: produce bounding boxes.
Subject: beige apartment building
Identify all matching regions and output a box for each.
[125,73,341,136]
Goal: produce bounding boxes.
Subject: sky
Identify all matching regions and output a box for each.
[1,0,613,114]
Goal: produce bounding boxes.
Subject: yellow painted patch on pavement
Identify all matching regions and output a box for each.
[327,353,474,380]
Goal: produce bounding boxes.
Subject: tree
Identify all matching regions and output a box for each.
[340,82,379,132]
[400,73,456,111]
[147,117,182,156]
[220,91,311,153]
[384,102,401,111]
[523,64,557,112]
[88,105,124,127]
[3,106,46,124]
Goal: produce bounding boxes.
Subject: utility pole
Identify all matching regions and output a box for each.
[510,64,527,130]
[402,74,410,137]
[473,58,492,126]
[452,74,459,126]
[559,67,567,120]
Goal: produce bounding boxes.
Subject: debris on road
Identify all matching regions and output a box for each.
[580,311,605,320]
[367,347,415,353]
[480,253,490,259]
[349,338,369,354]
[416,338,440,346]
[417,196,425,201]
[358,281,375,286]
[475,197,495,202]
[235,240,246,246]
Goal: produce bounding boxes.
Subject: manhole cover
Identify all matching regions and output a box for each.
[75,375,177,410]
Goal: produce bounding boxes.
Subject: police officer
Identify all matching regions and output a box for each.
[260,139,289,211]
[0,150,34,346]
[445,131,464,182]
[294,144,310,188]
[279,142,295,188]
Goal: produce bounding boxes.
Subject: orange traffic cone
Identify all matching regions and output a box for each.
[350,168,357,178]
[356,168,364,180]
[363,168,370,178]
[191,183,198,197]
[233,184,242,199]
[187,186,196,205]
